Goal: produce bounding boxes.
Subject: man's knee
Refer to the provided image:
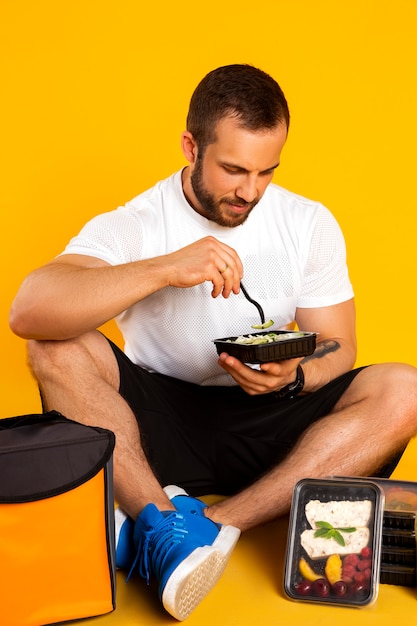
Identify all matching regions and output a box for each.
[373,363,417,399]
[359,363,417,428]
[28,337,72,377]
[335,363,417,415]
[27,331,119,388]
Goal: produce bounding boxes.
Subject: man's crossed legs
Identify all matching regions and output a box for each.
[27,330,417,619]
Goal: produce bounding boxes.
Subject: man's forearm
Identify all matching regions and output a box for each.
[9,258,168,340]
[301,339,356,393]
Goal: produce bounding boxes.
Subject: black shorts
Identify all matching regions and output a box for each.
[108,339,402,496]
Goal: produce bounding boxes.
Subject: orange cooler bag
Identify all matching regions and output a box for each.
[0,411,116,626]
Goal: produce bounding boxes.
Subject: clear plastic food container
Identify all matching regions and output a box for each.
[370,477,417,513]
[284,478,384,607]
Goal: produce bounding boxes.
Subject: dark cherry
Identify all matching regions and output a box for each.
[350,581,370,596]
[313,578,330,597]
[332,580,348,597]
[294,579,313,596]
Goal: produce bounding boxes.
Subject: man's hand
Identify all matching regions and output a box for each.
[165,236,243,298]
[217,352,303,395]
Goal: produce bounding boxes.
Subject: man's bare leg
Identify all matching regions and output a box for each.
[206,363,417,531]
[27,330,174,519]
[28,330,242,620]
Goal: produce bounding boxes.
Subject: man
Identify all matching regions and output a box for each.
[10,65,417,620]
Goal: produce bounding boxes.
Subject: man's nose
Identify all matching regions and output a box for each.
[236,175,258,203]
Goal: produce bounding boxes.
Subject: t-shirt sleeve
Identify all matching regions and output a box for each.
[297,205,354,308]
[60,208,144,265]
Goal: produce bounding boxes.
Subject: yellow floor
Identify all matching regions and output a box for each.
[83,441,417,626]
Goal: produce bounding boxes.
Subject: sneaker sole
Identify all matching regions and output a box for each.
[161,524,241,621]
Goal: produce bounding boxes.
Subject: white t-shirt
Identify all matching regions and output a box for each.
[62,170,353,385]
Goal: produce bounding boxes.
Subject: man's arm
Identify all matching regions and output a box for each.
[9,254,169,340]
[9,236,244,340]
[295,298,357,392]
[217,298,357,395]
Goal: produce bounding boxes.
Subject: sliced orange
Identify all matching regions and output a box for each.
[325,554,342,585]
[299,557,321,581]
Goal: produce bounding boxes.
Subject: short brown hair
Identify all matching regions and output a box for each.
[186,64,290,152]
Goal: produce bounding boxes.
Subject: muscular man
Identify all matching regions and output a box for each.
[10,64,417,620]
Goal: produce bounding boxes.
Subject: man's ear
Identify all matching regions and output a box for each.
[181,131,198,164]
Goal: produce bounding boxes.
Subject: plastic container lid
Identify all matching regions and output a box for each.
[284,478,384,607]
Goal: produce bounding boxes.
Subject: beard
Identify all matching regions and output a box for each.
[190,155,259,227]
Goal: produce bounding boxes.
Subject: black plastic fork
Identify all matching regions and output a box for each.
[240,281,265,325]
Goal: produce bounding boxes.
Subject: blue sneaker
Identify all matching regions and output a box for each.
[115,486,208,570]
[127,502,240,620]
[164,484,208,517]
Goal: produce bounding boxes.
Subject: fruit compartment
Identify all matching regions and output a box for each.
[213,330,316,363]
[284,478,384,607]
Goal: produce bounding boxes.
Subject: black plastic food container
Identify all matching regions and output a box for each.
[213,330,316,363]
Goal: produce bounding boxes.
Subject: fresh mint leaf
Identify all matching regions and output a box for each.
[332,530,346,546]
[314,527,333,539]
[313,520,356,546]
[315,521,333,529]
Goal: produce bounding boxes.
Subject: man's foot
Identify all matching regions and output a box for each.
[115,486,207,569]
[163,484,208,516]
[114,488,240,620]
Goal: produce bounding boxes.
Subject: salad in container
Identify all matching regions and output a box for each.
[213,330,316,363]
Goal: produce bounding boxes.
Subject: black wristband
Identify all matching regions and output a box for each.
[275,364,304,400]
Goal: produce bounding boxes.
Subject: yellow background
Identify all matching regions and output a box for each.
[2,1,417,416]
[2,2,417,624]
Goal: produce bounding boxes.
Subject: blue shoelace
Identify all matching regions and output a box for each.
[127,511,189,584]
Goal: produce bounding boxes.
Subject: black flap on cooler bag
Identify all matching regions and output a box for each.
[0,410,115,503]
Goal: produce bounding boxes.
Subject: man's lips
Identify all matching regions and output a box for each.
[224,200,252,214]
